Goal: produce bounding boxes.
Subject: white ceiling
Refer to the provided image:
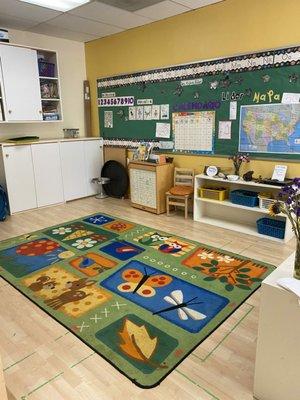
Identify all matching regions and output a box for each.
[0,0,224,42]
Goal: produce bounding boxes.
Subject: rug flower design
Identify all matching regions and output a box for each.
[72,238,97,249]
[182,248,267,291]
[52,227,72,235]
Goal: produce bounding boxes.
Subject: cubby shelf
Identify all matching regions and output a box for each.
[39,76,58,80]
[193,174,292,243]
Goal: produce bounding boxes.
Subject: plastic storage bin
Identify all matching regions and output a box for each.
[230,190,259,207]
[256,218,286,239]
[199,187,227,201]
[258,193,281,210]
[38,60,55,77]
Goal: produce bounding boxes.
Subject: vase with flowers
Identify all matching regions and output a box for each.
[269,178,300,279]
[228,153,250,176]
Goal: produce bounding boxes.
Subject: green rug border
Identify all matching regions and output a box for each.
[0,212,275,389]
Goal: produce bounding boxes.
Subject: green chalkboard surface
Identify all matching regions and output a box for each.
[97,46,300,160]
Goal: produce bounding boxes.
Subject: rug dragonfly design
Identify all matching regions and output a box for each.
[153,290,207,321]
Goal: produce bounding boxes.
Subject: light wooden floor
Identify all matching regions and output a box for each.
[0,197,295,400]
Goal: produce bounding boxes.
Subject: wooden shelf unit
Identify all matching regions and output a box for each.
[193,174,293,243]
[129,161,174,214]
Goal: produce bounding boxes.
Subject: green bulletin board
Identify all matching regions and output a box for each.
[97,46,300,159]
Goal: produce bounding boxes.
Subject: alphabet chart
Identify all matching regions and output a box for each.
[172,111,215,153]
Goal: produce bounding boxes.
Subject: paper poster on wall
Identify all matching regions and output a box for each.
[104,111,113,128]
[281,93,300,104]
[98,96,134,107]
[181,78,203,86]
[155,122,171,138]
[229,101,237,120]
[159,140,174,150]
[160,104,169,120]
[218,121,232,139]
[136,106,144,120]
[173,111,215,152]
[152,105,160,120]
[101,92,116,98]
[143,105,152,120]
[137,99,153,105]
[128,106,136,120]
[239,103,300,154]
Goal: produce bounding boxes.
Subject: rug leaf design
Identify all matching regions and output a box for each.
[119,318,157,362]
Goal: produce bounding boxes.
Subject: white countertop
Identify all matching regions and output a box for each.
[0,137,102,146]
[263,252,296,289]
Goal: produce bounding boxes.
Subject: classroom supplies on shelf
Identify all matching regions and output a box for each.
[256,218,286,239]
[199,187,227,201]
[38,59,55,77]
[40,81,59,99]
[194,174,293,242]
[229,190,259,207]
[258,193,277,210]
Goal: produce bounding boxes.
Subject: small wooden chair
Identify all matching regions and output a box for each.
[166,168,194,218]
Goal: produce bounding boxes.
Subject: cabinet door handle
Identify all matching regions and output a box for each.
[5,154,9,158]
[39,110,42,114]
[8,110,12,114]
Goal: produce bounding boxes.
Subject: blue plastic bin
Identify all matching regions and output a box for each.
[256,218,286,239]
[229,190,259,207]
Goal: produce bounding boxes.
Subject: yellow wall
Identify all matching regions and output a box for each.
[85,0,300,177]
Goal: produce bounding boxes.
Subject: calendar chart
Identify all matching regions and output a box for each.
[173,111,215,153]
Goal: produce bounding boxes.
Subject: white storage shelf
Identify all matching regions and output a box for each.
[194,174,293,243]
[0,43,63,123]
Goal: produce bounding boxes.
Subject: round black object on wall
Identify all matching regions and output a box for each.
[101,160,129,198]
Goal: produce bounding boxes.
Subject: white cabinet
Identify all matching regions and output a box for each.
[60,139,103,200]
[84,140,103,196]
[0,139,103,214]
[60,141,88,201]
[0,45,42,121]
[31,143,64,207]
[2,145,37,213]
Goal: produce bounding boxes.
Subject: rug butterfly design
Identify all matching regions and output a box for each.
[117,267,172,297]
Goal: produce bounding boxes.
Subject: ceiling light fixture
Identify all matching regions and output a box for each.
[20,0,90,12]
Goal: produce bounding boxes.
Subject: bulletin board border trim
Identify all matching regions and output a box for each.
[97,44,300,89]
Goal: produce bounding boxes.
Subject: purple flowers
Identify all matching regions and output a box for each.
[229,153,250,175]
[275,178,300,239]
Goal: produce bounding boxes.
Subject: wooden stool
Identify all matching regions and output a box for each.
[166,168,194,219]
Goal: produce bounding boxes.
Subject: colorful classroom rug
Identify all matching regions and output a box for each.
[0,213,275,388]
